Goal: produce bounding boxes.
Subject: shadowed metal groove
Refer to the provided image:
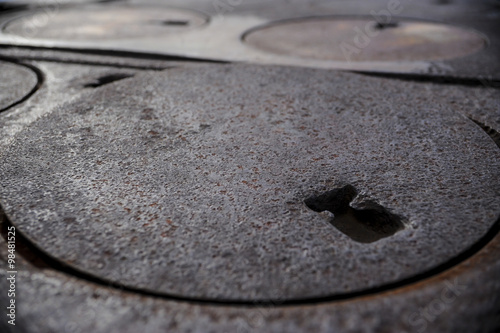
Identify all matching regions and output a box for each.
[354,71,500,88]
[0,52,174,70]
[0,2,27,13]
[0,45,229,65]
[0,55,44,113]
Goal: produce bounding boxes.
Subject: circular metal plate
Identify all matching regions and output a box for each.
[3,5,208,40]
[243,18,487,62]
[0,59,38,111]
[0,65,499,301]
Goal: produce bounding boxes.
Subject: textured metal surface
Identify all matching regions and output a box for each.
[4,5,208,40]
[0,1,499,332]
[244,18,486,62]
[0,59,38,111]
[0,64,499,301]
[1,195,499,333]
[0,60,162,149]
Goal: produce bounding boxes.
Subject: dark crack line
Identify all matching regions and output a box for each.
[0,55,44,113]
[353,71,500,88]
[468,116,500,149]
[1,205,499,307]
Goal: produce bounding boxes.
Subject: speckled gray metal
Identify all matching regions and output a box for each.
[0,64,499,301]
[0,59,38,111]
[1,210,499,333]
[0,60,157,149]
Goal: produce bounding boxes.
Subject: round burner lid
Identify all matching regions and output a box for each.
[4,5,208,40]
[1,65,499,301]
[243,18,486,62]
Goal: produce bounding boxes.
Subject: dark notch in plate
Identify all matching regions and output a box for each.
[305,185,406,243]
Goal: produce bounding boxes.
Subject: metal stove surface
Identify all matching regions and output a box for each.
[0,1,499,333]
